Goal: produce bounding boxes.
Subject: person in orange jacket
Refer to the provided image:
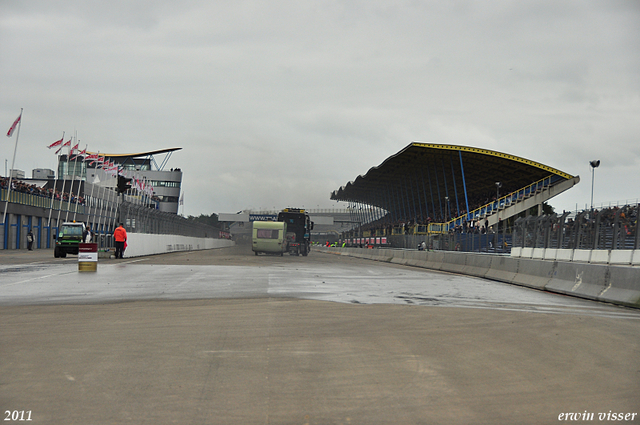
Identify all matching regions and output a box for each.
[114,222,127,259]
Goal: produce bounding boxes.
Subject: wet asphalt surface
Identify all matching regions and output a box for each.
[1,244,639,424]
[1,244,638,319]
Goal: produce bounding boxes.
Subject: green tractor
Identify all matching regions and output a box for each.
[54,222,86,258]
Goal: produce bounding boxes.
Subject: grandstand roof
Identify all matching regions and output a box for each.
[87,147,182,158]
[330,142,576,221]
[82,147,182,172]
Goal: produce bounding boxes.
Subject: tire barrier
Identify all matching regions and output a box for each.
[319,246,640,309]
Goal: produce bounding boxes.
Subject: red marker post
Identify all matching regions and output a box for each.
[78,243,98,272]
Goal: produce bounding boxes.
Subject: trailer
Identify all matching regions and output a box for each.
[252,221,287,256]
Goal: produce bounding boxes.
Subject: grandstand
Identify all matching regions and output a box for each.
[330,142,580,239]
[61,147,183,214]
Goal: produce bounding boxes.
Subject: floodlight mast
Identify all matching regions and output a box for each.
[589,160,600,210]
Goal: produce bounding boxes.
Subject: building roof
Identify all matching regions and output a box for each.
[330,142,576,220]
[86,147,182,158]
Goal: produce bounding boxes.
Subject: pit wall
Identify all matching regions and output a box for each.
[119,234,235,258]
[317,246,640,309]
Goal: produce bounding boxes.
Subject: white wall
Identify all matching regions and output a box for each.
[124,234,234,257]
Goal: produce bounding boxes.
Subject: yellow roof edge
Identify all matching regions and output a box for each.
[410,142,574,180]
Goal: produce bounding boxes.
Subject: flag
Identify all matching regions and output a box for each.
[70,143,79,153]
[6,112,21,137]
[70,147,87,161]
[47,138,64,149]
[55,139,71,154]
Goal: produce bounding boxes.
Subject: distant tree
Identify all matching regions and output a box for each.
[187,213,220,228]
[520,201,554,218]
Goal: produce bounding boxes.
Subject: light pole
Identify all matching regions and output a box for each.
[495,182,502,202]
[590,160,600,210]
[444,196,450,220]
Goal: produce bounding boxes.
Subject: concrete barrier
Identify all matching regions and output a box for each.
[532,248,545,260]
[590,250,610,265]
[511,258,555,290]
[315,246,640,309]
[609,250,634,266]
[389,249,407,265]
[546,262,608,302]
[603,266,640,307]
[543,249,557,261]
[572,250,591,263]
[124,234,234,258]
[404,250,426,268]
[423,250,445,270]
[485,256,519,284]
[462,254,493,279]
[439,251,467,274]
[507,247,640,266]
[555,249,573,262]
[520,247,533,259]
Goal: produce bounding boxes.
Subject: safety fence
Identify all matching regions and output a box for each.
[384,231,512,253]
[1,187,86,214]
[512,204,639,250]
[118,201,222,238]
[2,196,225,250]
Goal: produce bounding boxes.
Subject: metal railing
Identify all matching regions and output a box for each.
[512,205,640,250]
[445,174,560,231]
[118,201,222,238]
[1,188,85,214]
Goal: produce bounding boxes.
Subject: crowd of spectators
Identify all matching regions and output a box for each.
[352,187,511,237]
[514,204,639,250]
[1,176,85,205]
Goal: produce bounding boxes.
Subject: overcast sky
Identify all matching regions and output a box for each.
[2,1,639,217]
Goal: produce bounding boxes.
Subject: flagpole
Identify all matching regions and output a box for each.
[55,137,71,227]
[84,147,96,231]
[47,132,65,230]
[89,153,102,234]
[64,134,73,222]
[65,131,77,222]
[2,108,23,227]
[71,140,84,221]
[96,156,107,237]
[108,169,118,237]
[97,155,110,237]
[93,156,103,237]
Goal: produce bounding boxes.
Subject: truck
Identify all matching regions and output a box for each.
[252,221,287,256]
[53,221,86,258]
[277,208,313,256]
